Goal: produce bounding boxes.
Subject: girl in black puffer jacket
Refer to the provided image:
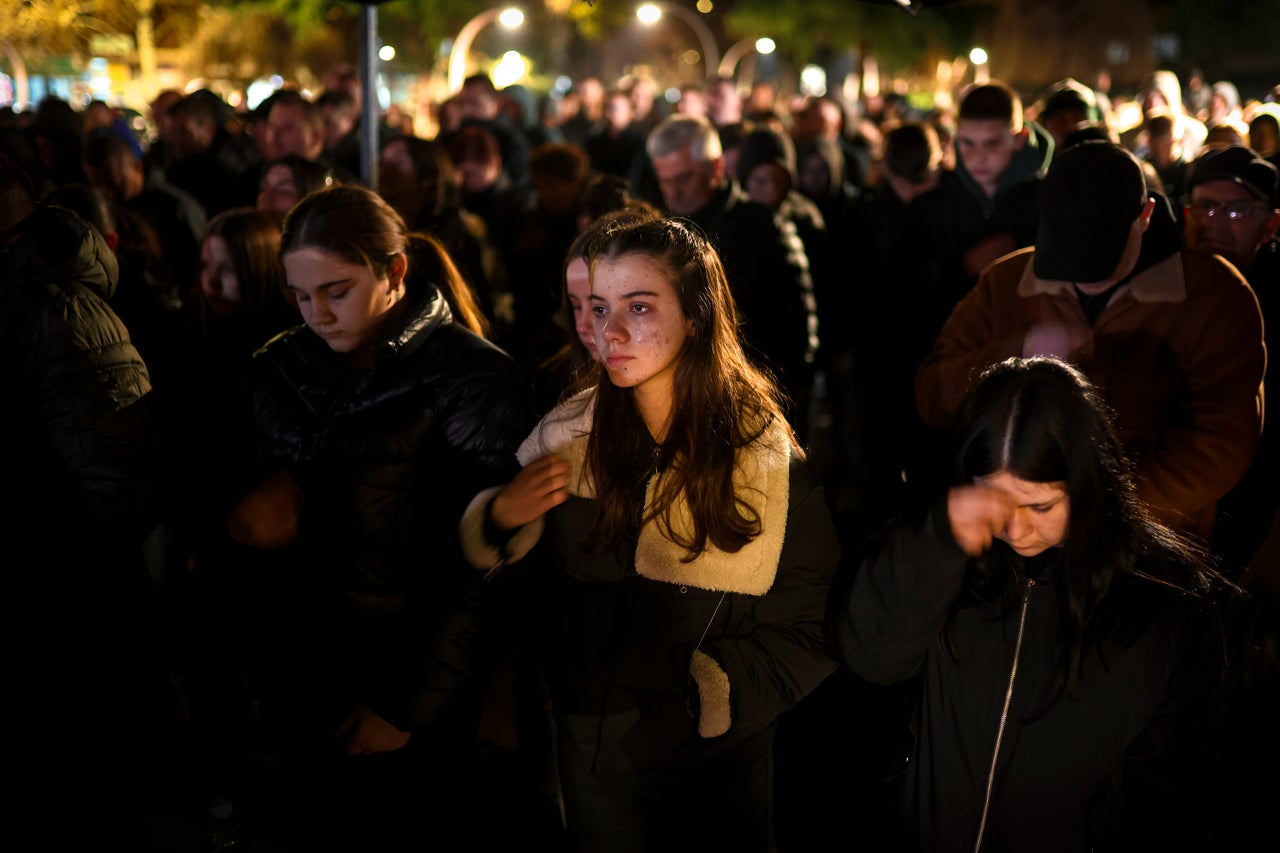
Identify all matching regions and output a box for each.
[228,185,537,851]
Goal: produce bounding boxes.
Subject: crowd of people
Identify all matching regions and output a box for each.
[2,59,1278,852]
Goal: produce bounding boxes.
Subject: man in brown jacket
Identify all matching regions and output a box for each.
[915,140,1264,540]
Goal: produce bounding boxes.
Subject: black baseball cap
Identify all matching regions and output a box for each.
[1187,144,1278,202]
[1033,141,1148,283]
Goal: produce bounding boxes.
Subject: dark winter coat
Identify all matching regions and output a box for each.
[462,390,842,775]
[247,283,535,736]
[685,181,819,406]
[2,203,165,614]
[897,121,1054,357]
[835,500,1224,852]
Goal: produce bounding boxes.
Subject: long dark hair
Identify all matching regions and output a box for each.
[198,207,289,337]
[949,357,1219,683]
[574,216,794,559]
[280,184,487,336]
[203,207,285,308]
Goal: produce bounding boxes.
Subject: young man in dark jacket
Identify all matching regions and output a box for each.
[897,81,1054,372]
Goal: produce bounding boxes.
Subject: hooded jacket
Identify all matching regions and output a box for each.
[897,121,1055,356]
[2,204,164,599]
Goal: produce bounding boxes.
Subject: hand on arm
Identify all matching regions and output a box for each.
[489,454,571,531]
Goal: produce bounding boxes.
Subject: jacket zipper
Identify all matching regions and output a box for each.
[973,577,1035,852]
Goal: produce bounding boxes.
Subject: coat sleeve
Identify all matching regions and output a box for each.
[694,458,841,736]
[718,204,818,398]
[37,286,168,587]
[914,267,1025,432]
[833,499,971,685]
[1133,265,1264,533]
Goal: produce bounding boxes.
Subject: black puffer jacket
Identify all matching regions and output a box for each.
[247,284,536,735]
[2,204,165,616]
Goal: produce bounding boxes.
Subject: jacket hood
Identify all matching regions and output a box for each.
[0,204,119,301]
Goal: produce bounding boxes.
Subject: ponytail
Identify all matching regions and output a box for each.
[406,232,489,338]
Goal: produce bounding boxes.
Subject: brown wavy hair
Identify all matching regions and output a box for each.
[574,216,796,560]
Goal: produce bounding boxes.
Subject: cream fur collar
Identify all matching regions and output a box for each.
[518,390,793,596]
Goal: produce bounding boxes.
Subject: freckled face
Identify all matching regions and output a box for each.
[591,254,694,394]
[978,470,1070,557]
[564,257,598,359]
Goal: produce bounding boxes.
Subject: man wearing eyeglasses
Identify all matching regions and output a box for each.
[916,141,1265,543]
[1183,144,1280,574]
[1184,144,1280,275]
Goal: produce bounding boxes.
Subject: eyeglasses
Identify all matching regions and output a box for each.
[1185,199,1268,221]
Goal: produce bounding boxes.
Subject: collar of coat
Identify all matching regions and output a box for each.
[518,389,792,596]
[1018,249,1186,304]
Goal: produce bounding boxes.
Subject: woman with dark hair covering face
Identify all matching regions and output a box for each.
[460,216,842,852]
[224,184,537,850]
[834,356,1229,852]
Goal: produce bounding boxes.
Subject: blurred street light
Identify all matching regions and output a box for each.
[718,36,775,80]
[800,64,827,97]
[492,50,528,88]
[447,6,524,93]
[636,2,720,81]
[969,46,989,83]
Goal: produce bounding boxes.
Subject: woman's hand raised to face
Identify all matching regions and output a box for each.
[490,454,573,531]
[946,484,1016,556]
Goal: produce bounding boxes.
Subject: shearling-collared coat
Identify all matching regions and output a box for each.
[916,246,1265,540]
[461,390,841,776]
